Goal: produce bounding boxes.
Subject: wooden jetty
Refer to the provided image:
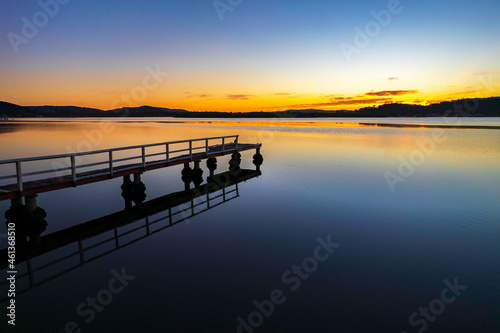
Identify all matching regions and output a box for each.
[0,135,262,201]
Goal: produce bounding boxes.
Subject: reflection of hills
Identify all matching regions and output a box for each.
[0,169,261,301]
[0,124,25,134]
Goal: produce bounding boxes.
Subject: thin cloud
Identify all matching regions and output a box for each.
[365,90,418,97]
[184,94,213,99]
[332,96,355,100]
[227,94,256,100]
[387,77,399,81]
[289,97,391,108]
[462,70,499,77]
[470,72,492,76]
[446,90,479,96]
[320,94,355,100]
[274,92,300,99]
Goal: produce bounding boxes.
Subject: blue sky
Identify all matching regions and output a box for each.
[1,0,499,111]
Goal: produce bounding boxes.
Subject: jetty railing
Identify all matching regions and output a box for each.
[0,182,240,301]
[0,135,239,192]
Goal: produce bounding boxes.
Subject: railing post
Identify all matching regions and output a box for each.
[78,239,84,264]
[142,147,146,169]
[71,155,76,183]
[114,225,119,248]
[222,137,225,153]
[109,151,113,177]
[27,259,34,287]
[166,143,169,163]
[205,139,209,157]
[189,141,193,161]
[15,160,23,192]
[235,136,239,150]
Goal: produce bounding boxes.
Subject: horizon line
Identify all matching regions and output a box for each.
[2,96,499,114]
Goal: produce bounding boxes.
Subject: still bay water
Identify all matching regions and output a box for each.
[1,118,499,332]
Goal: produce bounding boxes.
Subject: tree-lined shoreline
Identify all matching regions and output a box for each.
[1,97,499,118]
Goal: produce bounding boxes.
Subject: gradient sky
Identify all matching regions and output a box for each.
[1,0,499,112]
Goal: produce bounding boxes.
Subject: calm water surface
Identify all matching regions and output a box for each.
[0,119,499,332]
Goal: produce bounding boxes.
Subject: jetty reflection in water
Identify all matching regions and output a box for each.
[0,167,262,302]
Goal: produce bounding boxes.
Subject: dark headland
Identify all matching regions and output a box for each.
[1,97,499,118]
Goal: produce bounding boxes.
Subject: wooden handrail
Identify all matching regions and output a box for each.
[0,135,240,192]
[0,135,239,163]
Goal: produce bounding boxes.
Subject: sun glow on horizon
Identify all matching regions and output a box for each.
[1,1,499,112]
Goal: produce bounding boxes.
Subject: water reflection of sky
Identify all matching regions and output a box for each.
[8,117,500,125]
[1,121,499,332]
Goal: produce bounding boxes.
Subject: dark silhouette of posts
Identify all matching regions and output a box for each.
[206,157,217,177]
[132,173,147,208]
[5,194,47,246]
[121,175,133,209]
[181,162,193,192]
[253,148,263,171]
[229,152,241,173]
[192,161,203,188]
[121,174,147,209]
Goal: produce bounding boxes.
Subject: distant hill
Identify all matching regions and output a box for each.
[0,103,190,118]
[0,101,33,117]
[108,106,190,117]
[1,97,499,118]
[356,97,500,117]
[27,105,106,117]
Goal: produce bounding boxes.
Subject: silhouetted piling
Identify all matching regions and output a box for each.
[192,161,203,188]
[182,162,193,192]
[253,147,263,171]
[229,152,241,173]
[206,157,217,177]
